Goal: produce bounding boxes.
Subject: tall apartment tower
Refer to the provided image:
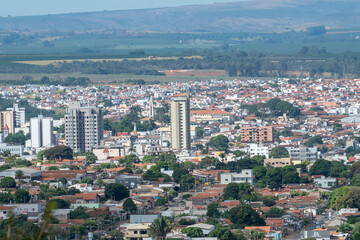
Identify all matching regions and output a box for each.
[0,111,16,134]
[65,102,103,152]
[30,115,54,148]
[171,93,191,150]
[6,104,25,126]
[149,95,154,118]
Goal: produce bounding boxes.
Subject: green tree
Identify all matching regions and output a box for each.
[227,204,265,227]
[262,197,276,207]
[81,177,94,185]
[338,222,352,233]
[246,230,265,240]
[207,202,221,218]
[105,183,129,201]
[195,127,205,139]
[282,171,300,184]
[181,227,204,237]
[123,198,137,213]
[14,189,30,203]
[44,146,73,160]
[351,161,360,177]
[84,152,97,165]
[0,177,16,188]
[253,166,267,180]
[121,154,139,165]
[148,217,173,240]
[179,219,196,225]
[180,174,195,191]
[208,135,229,151]
[181,227,204,238]
[330,186,351,210]
[309,159,332,176]
[329,161,347,178]
[0,192,13,203]
[269,146,289,158]
[142,155,156,163]
[48,166,59,171]
[208,225,244,240]
[351,173,360,186]
[264,207,285,218]
[4,131,28,145]
[46,199,70,209]
[70,206,89,219]
[264,167,283,189]
[304,135,323,147]
[15,170,24,182]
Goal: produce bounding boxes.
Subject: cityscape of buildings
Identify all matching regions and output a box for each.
[0,76,359,239]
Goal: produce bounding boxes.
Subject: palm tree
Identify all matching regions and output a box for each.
[15,170,23,182]
[338,222,352,233]
[148,217,173,240]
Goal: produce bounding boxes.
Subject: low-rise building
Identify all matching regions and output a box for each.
[220,169,253,185]
[0,143,24,156]
[0,167,41,180]
[125,223,152,240]
[313,176,337,189]
[115,175,142,189]
[186,223,215,235]
[264,158,293,168]
[301,229,330,240]
[190,109,230,123]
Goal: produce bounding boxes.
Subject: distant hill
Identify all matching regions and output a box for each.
[1,0,360,33]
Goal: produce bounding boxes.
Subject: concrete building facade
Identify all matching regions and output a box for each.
[190,109,230,123]
[264,158,293,168]
[6,104,25,127]
[65,102,103,152]
[248,144,270,158]
[171,93,191,150]
[240,126,273,143]
[220,169,254,185]
[0,111,16,134]
[30,115,54,148]
[0,143,24,156]
[289,147,318,163]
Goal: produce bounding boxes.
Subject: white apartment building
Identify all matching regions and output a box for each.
[248,144,269,158]
[220,169,254,185]
[30,115,54,148]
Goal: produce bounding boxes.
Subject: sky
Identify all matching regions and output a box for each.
[0,0,244,17]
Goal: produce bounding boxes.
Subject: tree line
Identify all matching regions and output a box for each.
[2,47,360,78]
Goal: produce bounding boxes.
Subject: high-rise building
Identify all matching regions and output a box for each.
[0,111,16,134]
[6,104,25,127]
[65,102,103,152]
[148,95,154,118]
[171,93,191,150]
[30,115,54,148]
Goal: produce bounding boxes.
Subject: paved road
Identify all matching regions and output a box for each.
[285,220,318,240]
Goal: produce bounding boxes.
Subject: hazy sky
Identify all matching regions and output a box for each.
[1,0,244,17]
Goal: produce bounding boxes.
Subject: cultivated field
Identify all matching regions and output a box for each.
[0,70,229,84]
[13,56,203,66]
